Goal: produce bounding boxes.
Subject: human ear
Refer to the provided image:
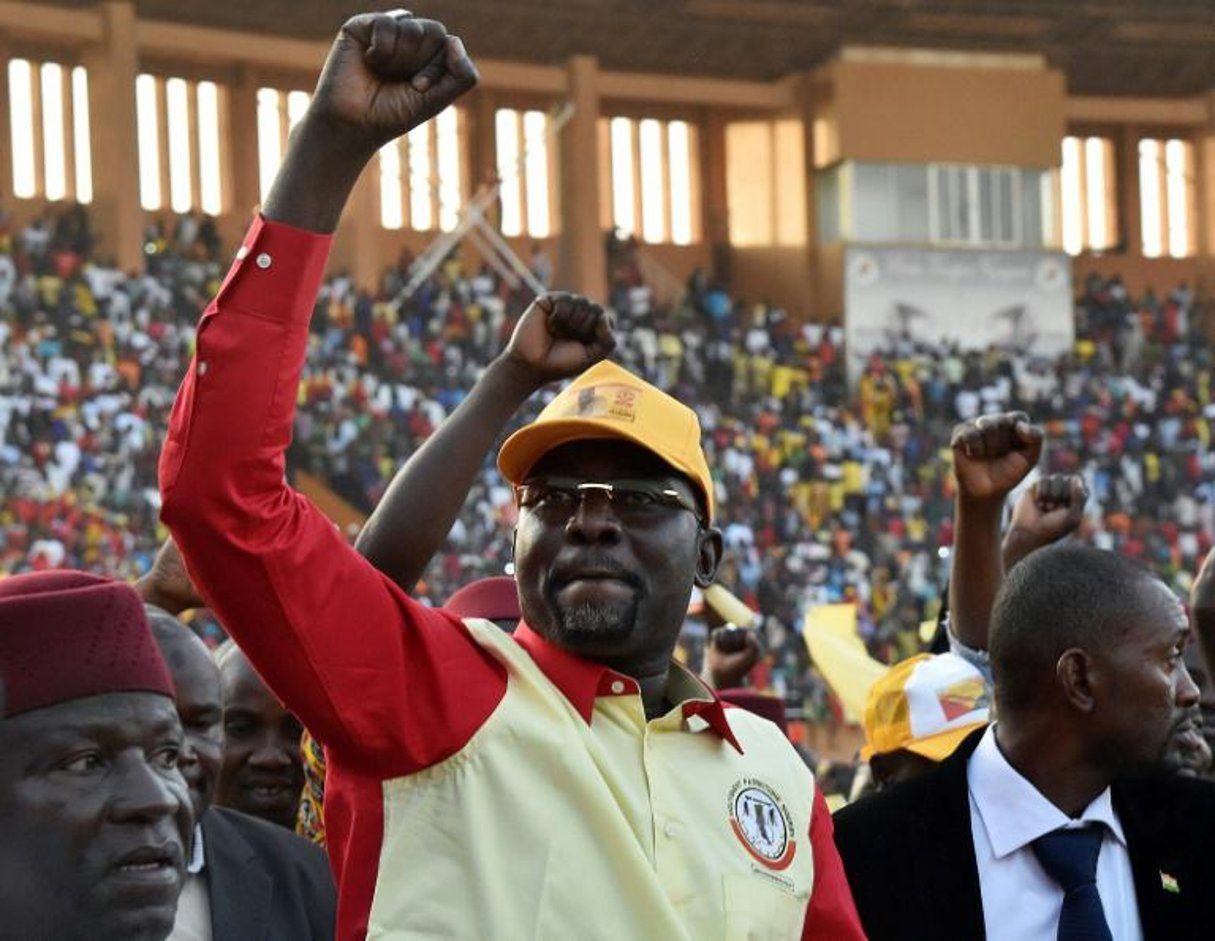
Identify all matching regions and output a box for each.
[1057,648,1096,712]
[694,526,724,588]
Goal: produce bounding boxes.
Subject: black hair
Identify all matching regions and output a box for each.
[989,545,1164,711]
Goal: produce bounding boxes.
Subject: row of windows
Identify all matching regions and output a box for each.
[3,59,1202,257]
[1060,135,1194,259]
[8,60,92,202]
[817,162,1054,250]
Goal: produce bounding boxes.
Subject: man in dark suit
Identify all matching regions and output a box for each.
[834,545,1215,940]
[147,607,335,940]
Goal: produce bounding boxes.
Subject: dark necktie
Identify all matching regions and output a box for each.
[1031,825,1114,941]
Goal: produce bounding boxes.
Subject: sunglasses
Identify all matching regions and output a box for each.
[514,476,704,526]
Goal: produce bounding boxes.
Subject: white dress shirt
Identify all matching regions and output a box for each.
[169,822,213,941]
[967,725,1143,941]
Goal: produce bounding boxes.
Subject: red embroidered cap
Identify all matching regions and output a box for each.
[0,570,174,718]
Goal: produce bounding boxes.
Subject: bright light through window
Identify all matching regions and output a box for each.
[523,110,549,238]
[1060,137,1082,256]
[286,91,309,132]
[197,81,221,215]
[9,60,36,198]
[72,67,92,204]
[610,117,635,237]
[1084,137,1107,252]
[1165,139,1190,258]
[407,121,433,231]
[379,140,403,229]
[1139,139,1162,258]
[136,74,161,210]
[436,107,461,233]
[496,109,522,237]
[638,119,665,243]
[40,64,66,201]
[166,78,192,212]
[256,88,281,203]
[668,122,692,245]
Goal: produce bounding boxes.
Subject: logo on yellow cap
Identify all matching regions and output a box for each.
[553,383,641,424]
[937,676,990,723]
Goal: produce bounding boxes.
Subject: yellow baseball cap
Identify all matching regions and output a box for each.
[497,361,715,520]
[860,653,991,762]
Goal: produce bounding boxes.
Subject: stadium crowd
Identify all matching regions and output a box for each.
[2,198,1212,714]
[3,12,1215,941]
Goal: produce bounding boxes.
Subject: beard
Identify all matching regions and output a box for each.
[550,596,640,651]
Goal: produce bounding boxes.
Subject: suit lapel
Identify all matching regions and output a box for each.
[202,809,273,941]
[913,728,988,939]
[1113,782,1184,940]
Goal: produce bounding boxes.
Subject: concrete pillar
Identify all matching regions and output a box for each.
[557,55,606,300]
[338,159,383,291]
[83,1,142,272]
[1116,124,1142,256]
[0,38,12,203]
[219,66,262,247]
[469,88,499,229]
[1195,92,1215,260]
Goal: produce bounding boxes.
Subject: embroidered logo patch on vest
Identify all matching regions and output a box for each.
[727,778,797,870]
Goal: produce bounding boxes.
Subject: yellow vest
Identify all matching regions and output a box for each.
[366,619,817,940]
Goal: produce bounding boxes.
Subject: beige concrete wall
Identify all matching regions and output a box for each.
[828,54,1067,167]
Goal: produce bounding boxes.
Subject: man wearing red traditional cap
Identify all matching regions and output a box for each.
[0,571,193,941]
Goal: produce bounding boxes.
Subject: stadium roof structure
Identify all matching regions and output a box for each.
[41,0,1215,98]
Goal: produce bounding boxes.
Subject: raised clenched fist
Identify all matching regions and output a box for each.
[950,411,1044,504]
[503,292,617,387]
[308,11,478,153]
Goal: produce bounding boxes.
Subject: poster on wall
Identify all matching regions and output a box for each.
[843,246,1074,383]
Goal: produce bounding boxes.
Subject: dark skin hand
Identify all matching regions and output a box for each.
[703,626,761,690]
[1002,473,1088,571]
[262,11,478,234]
[135,537,206,615]
[948,412,1044,651]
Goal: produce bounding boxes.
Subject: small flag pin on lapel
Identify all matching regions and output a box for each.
[1160,871,1180,894]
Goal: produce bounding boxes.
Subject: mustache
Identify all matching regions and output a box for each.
[550,555,643,590]
[1172,706,1203,733]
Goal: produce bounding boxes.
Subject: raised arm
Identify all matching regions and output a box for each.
[158,13,488,760]
[356,293,614,592]
[948,412,1043,651]
[159,14,619,771]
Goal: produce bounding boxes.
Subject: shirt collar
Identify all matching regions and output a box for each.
[967,725,1126,860]
[512,621,742,753]
[187,821,205,875]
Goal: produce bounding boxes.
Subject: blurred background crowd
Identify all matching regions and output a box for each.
[3,203,1211,723]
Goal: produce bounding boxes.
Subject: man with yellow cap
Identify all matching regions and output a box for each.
[160,10,862,940]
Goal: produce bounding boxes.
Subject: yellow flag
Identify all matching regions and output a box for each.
[802,604,888,723]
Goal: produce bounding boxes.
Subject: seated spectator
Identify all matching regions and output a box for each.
[146,606,335,939]
[860,652,991,791]
[0,572,192,940]
[213,644,305,831]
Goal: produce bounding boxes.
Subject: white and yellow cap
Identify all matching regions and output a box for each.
[861,653,991,762]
